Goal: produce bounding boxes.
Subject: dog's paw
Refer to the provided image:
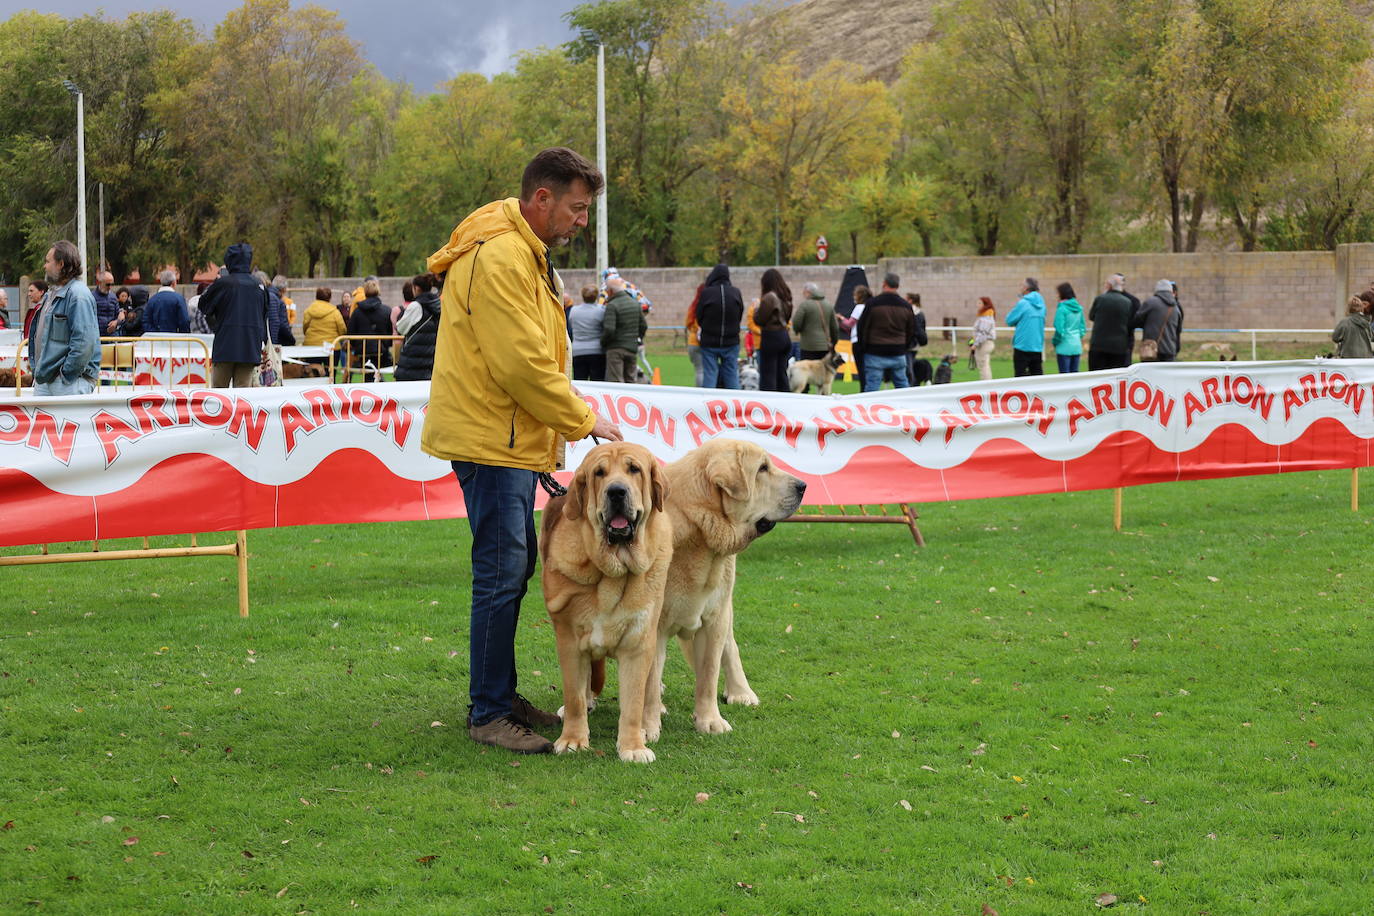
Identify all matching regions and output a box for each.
[617,745,656,764]
[723,688,759,707]
[694,714,733,735]
[555,698,596,720]
[553,733,591,754]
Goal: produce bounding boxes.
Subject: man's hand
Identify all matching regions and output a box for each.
[591,415,623,442]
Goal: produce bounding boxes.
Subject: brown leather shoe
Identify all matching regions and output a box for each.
[469,715,553,754]
[513,693,561,729]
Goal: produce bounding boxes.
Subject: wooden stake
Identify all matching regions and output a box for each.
[1353,468,1360,513]
[236,529,250,618]
[1113,488,1123,532]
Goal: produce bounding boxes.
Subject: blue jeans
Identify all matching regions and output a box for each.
[1057,353,1080,373]
[453,461,538,727]
[862,353,909,392]
[700,345,740,389]
[34,374,95,396]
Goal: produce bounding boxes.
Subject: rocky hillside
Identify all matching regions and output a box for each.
[751,0,937,84]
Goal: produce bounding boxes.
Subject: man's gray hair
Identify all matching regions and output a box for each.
[883,272,900,290]
[1024,277,1039,292]
[252,270,270,285]
[802,281,821,297]
[1109,273,1125,291]
[159,269,177,287]
[271,274,287,291]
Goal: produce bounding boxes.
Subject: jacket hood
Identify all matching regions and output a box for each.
[1058,298,1082,313]
[1020,290,1045,309]
[1152,290,1178,307]
[705,263,730,286]
[357,295,386,314]
[224,243,253,274]
[426,198,543,276]
[130,286,150,307]
[416,289,441,306]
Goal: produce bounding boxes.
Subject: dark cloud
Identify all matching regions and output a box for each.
[1,0,587,89]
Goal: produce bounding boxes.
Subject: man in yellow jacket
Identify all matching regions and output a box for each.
[424,147,622,754]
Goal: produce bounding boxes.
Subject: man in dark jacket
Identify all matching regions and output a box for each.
[143,270,190,333]
[394,273,441,381]
[1134,279,1183,362]
[198,243,269,388]
[92,271,119,335]
[1087,273,1138,370]
[695,263,744,389]
[600,276,646,382]
[856,273,916,391]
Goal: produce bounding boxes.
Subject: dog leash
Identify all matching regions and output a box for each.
[538,433,602,499]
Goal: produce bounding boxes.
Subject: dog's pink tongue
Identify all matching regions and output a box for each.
[609,515,631,530]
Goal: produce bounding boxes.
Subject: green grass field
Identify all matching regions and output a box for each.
[3,460,1372,913]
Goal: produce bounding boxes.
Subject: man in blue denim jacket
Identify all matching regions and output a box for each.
[29,240,100,396]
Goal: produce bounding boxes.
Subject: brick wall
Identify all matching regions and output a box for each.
[278,243,1374,334]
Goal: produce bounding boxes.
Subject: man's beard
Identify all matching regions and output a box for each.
[44,270,61,283]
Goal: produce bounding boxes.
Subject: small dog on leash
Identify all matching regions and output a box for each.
[788,351,847,394]
[933,354,956,385]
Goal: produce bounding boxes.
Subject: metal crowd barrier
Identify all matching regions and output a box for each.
[326,334,402,383]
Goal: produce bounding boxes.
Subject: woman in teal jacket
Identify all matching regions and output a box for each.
[1052,282,1087,373]
[1005,277,1046,376]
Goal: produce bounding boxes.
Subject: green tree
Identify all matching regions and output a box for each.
[720,57,896,263]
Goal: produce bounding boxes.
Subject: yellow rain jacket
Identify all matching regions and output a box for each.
[421,198,595,471]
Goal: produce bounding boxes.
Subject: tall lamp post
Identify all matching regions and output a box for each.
[62,79,87,284]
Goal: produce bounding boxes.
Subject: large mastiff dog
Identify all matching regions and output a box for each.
[646,438,806,739]
[540,442,672,763]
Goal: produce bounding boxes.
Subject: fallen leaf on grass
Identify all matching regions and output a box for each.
[2,821,14,830]
[695,793,710,803]
[981,905,999,916]
[735,882,754,890]
[1094,893,1118,907]
[416,855,438,866]
[921,765,937,772]
[122,837,139,846]
[898,800,912,811]
[242,849,255,859]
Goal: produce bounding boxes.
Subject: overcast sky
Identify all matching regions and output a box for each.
[1,1,749,90]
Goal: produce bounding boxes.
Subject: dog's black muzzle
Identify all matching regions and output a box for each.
[604,484,639,544]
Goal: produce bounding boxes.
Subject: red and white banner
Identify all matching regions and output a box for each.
[2,361,1371,548]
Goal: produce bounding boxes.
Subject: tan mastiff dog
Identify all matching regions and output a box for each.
[540,442,671,763]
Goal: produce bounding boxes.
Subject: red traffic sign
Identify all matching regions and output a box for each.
[816,235,829,262]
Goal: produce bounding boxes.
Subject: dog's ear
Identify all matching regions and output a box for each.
[706,449,749,502]
[649,459,668,514]
[563,465,588,520]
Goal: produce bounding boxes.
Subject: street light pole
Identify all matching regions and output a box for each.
[62,79,87,284]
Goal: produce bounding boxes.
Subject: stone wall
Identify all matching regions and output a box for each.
[272,243,1374,334]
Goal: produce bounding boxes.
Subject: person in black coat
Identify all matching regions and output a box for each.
[394,273,441,381]
[197,243,269,388]
[695,263,744,389]
[347,278,394,378]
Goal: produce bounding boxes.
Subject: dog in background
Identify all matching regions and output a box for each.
[788,350,846,394]
[933,354,956,385]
